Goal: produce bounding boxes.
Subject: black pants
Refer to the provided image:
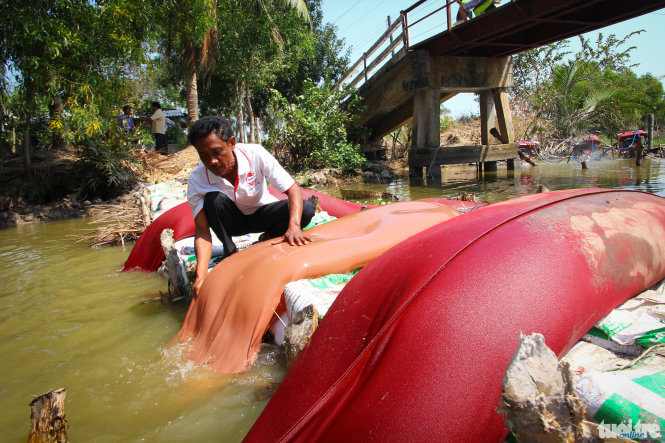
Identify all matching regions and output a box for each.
[154,133,168,153]
[203,191,315,256]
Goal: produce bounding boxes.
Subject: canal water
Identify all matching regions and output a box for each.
[2,158,665,442]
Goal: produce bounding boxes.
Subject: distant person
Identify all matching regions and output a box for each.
[456,0,500,24]
[117,105,134,132]
[186,116,315,297]
[146,102,167,155]
[164,117,175,143]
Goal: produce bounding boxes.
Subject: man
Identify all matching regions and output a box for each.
[146,101,167,154]
[187,116,315,297]
[456,0,500,24]
[117,105,134,132]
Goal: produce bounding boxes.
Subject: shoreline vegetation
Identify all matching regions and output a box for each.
[0,142,371,244]
[2,109,661,239]
[0,115,488,235]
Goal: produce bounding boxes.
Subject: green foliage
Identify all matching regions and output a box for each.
[271,0,350,102]
[510,31,664,141]
[166,123,187,146]
[200,0,312,114]
[440,105,454,131]
[1,0,153,179]
[511,41,571,99]
[200,0,347,127]
[76,129,141,199]
[456,112,479,124]
[265,81,366,171]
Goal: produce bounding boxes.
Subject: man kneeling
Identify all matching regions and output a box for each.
[187,116,315,297]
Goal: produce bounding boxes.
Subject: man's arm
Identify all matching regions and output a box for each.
[277,184,312,246]
[192,210,213,298]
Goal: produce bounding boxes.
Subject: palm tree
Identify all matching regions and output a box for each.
[548,60,615,139]
[167,0,309,129]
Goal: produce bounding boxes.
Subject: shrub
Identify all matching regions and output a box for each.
[265,80,367,172]
[75,129,140,199]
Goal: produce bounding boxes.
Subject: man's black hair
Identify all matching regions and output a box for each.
[188,116,234,145]
[151,101,161,109]
[122,105,131,113]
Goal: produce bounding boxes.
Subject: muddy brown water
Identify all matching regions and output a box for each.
[2,158,665,441]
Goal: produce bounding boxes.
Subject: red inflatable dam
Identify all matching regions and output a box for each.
[245,189,665,442]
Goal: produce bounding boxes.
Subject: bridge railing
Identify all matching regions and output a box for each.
[334,0,467,92]
[333,15,406,91]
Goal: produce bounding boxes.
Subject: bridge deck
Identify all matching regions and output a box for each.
[413,0,665,57]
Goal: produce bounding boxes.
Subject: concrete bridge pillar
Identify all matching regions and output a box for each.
[353,49,518,182]
[411,86,442,180]
[413,87,441,150]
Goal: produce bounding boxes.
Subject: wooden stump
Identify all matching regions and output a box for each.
[635,136,646,167]
[28,389,67,443]
[284,305,319,368]
[136,185,152,228]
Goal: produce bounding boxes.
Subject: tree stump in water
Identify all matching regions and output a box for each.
[28,388,67,443]
[499,333,588,442]
[635,136,646,167]
[284,305,319,368]
[160,228,189,302]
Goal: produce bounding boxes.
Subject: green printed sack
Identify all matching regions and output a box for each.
[595,289,665,348]
[284,270,359,318]
[575,367,665,439]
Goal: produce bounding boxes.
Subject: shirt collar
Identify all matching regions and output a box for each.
[203,146,249,185]
[235,146,249,176]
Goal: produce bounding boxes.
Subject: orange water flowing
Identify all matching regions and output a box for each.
[178,201,460,373]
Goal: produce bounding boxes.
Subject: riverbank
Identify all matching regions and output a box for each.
[0,143,373,243]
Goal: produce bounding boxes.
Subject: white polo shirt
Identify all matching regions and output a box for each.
[187,143,295,218]
[150,109,165,134]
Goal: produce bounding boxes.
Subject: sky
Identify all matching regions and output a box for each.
[320,1,665,118]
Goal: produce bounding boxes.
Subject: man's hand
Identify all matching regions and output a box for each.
[271,225,312,247]
[191,274,206,299]
[271,184,314,247]
[192,210,213,299]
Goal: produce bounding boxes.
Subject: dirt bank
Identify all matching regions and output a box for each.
[0,144,207,229]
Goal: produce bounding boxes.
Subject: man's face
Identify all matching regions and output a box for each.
[195,133,236,178]
[125,107,132,115]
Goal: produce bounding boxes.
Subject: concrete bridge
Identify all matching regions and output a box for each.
[335,0,665,181]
